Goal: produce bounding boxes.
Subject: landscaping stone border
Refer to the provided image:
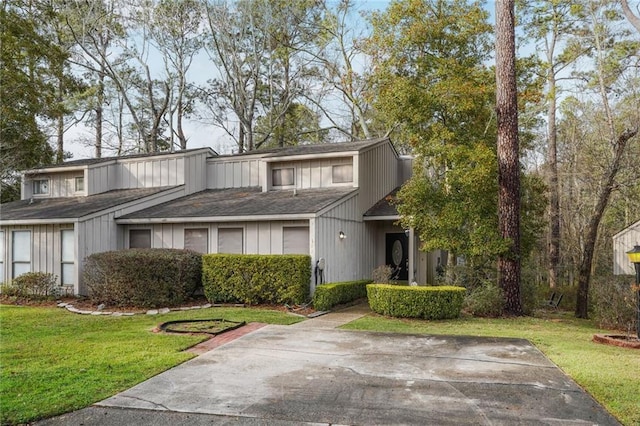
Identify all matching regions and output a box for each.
[56,302,245,316]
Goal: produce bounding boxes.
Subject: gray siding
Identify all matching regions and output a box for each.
[122,220,310,257]
[0,224,75,287]
[314,194,375,286]
[23,171,87,199]
[88,164,113,195]
[268,157,354,190]
[613,220,640,275]
[357,142,400,215]
[207,158,261,189]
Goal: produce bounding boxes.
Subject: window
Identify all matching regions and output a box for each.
[283,227,310,254]
[217,228,243,254]
[74,177,84,192]
[332,164,353,183]
[185,228,208,253]
[33,179,49,195]
[129,229,151,248]
[0,231,4,281]
[272,168,294,186]
[61,230,75,285]
[12,231,31,278]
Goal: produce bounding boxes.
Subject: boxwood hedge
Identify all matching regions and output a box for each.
[84,249,202,308]
[202,254,310,305]
[313,279,372,311]
[367,284,465,319]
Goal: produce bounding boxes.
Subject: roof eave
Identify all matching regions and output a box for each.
[115,213,315,224]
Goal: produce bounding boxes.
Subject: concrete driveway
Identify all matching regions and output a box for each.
[37,305,620,425]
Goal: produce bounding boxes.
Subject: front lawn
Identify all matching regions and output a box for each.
[0,305,303,425]
[342,310,640,426]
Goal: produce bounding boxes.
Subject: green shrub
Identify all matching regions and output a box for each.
[84,249,202,308]
[202,254,310,305]
[1,272,58,299]
[367,284,465,319]
[313,280,372,311]
[464,281,504,317]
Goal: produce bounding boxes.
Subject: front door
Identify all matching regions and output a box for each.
[385,233,408,281]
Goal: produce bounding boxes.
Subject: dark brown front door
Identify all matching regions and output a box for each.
[385,233,408,281]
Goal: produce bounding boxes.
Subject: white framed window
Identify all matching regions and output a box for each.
[61,229,75,285]
[129,229,151,248]
[283,226,310,254]
[332,164,353,183]
[272,168,294,186]
[185,228,208,253]
[33,179,49,195]
[217,228,243,254]
[12,230,31,278]
[74,177,84,192]
[0,231,4,281]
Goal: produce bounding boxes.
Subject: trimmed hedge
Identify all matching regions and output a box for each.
[202,254,311,305]
[367,284,465,319]
[313,279,372,311]
[84,249,202,307]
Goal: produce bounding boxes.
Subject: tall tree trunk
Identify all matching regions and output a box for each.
[495,0,522,315]
[621,0,640,32]
[547,73,560,289]
[575,128,638,318]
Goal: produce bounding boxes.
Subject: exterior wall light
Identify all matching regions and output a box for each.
[625,244,640,339]
[339,231,346,240]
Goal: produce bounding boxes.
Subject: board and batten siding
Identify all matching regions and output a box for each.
[268,157,354,190]
[87,163,114,195]
[122,220,310,255]
[0,224,75,287]
[314,194,375,285]
[206,158,261,189]
[357,142,401,215]
[23,171,87,199]
[613,220,640,275]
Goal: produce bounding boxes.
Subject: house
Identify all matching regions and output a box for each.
[613,219,640,275]
[0,138,445,296]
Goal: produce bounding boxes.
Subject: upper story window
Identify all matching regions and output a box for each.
[74,177,84,192]
[272,168,295,187]
[332,164,353,183]
[33,179,49,195]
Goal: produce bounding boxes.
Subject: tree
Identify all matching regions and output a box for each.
[519,1,582,289]
[0,1,57,202]
[496,0,523,315]
[201,0,326,152]
[568,0,639,318]
[148,0,204,150]
[366,0,503,274]
[621,0,640,32]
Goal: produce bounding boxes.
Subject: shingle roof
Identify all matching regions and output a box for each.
[0,187,178,221]
[23,148,216,171]
[218,138,391,159]
[118,187,356,220]
[363,187,401,218]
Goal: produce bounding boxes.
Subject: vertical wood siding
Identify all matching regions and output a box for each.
[357,143,401,215]
[25,171,86,199]
[0,224,74,288]
[206,158,261,189]
[613,221,640,275]
[314,195,376,283]
[269,157,353,190]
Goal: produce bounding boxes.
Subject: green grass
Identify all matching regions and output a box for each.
[342,310,640,426]
[0,305,302,425]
